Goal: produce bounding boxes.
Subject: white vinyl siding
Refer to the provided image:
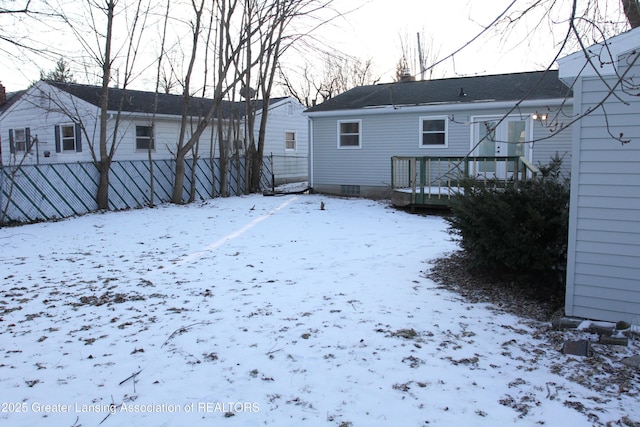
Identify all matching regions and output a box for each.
[1,82,307,168]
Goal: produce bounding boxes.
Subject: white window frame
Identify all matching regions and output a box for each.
[469,114,533,159]
[419,116,448,148]
[13,128,28,152]
[135,125,154,151]
[337,119,362,149]
[285,130,296,151]
[59,124,78,152]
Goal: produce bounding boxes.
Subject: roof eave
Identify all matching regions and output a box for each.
[304,98,573,118]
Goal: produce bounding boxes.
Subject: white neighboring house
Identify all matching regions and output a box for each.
[0,80,308,184]
[559,28,640,325]
[242,97,309,185]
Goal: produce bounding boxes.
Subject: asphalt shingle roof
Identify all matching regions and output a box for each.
[305,70,572,113]
[46,81,285,118]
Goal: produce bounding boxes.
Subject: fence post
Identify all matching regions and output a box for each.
[270,153,275,192]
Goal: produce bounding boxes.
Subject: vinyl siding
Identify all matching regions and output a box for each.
[1,83,98,165]
[0,82,218,164]
[1,84,307,173]
[259,100,309,182]
[565,58,640,324]
[310,103,573,193]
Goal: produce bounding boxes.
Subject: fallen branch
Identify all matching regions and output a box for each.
[161,322,211,347]
[99,396,119,425]
[119,369,143,386]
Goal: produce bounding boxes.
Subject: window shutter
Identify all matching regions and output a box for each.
[75,123,82,152]
[25,128,31,153]
[54,125,61,153]
[9,129,14,154]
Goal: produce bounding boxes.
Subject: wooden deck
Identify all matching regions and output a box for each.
[390,156,540,208]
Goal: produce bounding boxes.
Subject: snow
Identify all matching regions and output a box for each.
[0,193,637,426]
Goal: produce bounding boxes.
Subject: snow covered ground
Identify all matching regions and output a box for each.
[0,193,638,426]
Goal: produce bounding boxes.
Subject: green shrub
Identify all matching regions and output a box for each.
[446,158,569,299]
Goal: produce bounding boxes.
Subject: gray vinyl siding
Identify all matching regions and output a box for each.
[310,103,572,196]
[565,60,640,324]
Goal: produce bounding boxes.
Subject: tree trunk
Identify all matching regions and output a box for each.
[217,115,229,197]
[173,153,186,203]
[188,144,199,203]
[622,0,640,28]
[96,0,115,210]
[170,0,205,204]
[96,159,111,210]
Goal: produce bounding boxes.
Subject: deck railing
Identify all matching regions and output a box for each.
[390,155,540,206]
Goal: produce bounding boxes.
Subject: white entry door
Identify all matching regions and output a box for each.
[472,117,530,179]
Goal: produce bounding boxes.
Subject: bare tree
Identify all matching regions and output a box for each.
[170,0,264,203]
[281,53,380,108]
[147,0,173,208]
[395,30,442,81]
[0,1,65,76]
[95,0,116,210]
[54,0,153,209]
[240,0,347,192]
[170,0,206,203]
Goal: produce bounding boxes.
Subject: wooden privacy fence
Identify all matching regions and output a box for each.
[0,157,273,224]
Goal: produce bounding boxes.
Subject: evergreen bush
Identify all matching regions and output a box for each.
[446,156,570,299]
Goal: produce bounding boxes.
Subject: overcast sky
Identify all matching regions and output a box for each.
[0,0,629,92]
[323,0,580,82]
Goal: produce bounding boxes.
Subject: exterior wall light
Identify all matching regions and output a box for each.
[532,112,548,121]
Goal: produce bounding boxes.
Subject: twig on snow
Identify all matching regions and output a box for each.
[98,396,119,425]
[266,343,283,356]
[119,369,143,386]
[161,322,211,347]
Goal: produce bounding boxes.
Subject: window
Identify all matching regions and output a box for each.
[60,125,77,151]
[136,125,154,151]
[420,117,447,147]
[54,124,82,153]
[9,128,31,153]
[13,129,27,152]
[285,131,296,150]
[338,120,361,148]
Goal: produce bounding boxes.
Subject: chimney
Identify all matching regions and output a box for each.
[399,72,416,83]
[0,82,6,105]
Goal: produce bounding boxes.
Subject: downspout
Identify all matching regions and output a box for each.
[308,117,313,189]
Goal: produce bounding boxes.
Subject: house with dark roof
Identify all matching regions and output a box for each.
[304,70,573,200]
[0,80,308,183]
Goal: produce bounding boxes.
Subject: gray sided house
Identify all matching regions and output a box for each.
[305,70,573,200]
[0,80,307,183]
[559,28,640,325]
